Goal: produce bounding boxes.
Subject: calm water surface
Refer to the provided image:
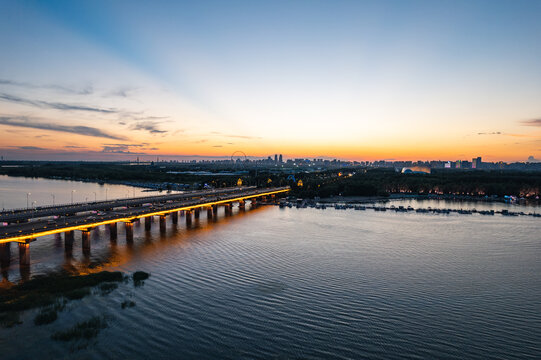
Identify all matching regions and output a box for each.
[0,175,171,210]
[1,178,540,359]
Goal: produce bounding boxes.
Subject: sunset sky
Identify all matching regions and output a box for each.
[1,0,540,162]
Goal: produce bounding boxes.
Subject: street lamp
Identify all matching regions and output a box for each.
[51,194,55,206]
[71,190,76,204]
[26,192,31,209]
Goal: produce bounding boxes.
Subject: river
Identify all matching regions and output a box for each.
[1,176,540,359]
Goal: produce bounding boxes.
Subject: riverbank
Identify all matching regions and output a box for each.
[317,193,540,205]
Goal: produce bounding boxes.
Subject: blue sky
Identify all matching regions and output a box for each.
[0,0,540,161]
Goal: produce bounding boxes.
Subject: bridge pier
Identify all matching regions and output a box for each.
[238,200,245,210]
[19,242,30,266]
[159,215,167,233]
[109,223,117,242]
[207,207,213,219]
[186,210,192,227]
[0,242,11,268]
[194,208,200,219]
[172,211,178,224]
[225,203,232,216]
[145,216,152,231]
[64,230,74,252]
[125,222,134,242]
[82,229,91,255]
[212,205,218,216]
[251,198,257,208]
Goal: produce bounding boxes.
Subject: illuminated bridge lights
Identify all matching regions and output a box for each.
[0,188,289,244]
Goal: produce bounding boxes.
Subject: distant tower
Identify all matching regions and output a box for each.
[279,154,283,163]
[274,154,278,163]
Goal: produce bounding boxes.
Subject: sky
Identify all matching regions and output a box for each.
[0,0,540,162]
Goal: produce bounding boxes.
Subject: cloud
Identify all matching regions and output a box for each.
[0,116,127,140]
[101,144,147,154]
[527,155,540,163]
[0,79,93,95]
[64,145,86,149]
[130,121,167,134]
[212,145,223,147]
[521,119,541,127]
[13,146,47,150]
[107,87,136,97]
[0,93,115,113]
[478,132,501,135]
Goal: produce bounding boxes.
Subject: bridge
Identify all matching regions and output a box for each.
[0,186,290,268]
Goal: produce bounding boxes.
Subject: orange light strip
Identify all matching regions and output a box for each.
[0,188,289,244]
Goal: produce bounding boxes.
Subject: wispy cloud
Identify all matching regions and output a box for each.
[12,146,47,150]
[478,132,501,135]
[0,79,93,95]
[0,116,127,140]
[0,93,115,113]
[130,121,167,134]
[101,143,146,154]
[521,119,541,127]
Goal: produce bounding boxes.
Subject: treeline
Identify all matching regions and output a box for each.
[290,169,541,198]
[1,162,540,198]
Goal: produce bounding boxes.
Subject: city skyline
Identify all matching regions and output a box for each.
[1,0,541,162]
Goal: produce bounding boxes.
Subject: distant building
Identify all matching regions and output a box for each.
[274,154,278,163]
[472,157,482,169]
[279,154,283,163]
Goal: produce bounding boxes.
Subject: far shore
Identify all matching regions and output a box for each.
[317,194,540,205]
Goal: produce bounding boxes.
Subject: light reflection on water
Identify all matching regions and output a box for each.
[1,201,541,359]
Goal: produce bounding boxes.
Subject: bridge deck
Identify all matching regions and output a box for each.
[0,186,258,223]
[0,187,289,244]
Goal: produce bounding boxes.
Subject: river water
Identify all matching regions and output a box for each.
[1,176,540,359]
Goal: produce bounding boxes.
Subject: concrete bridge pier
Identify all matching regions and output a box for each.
[207,207,213,219]
[159,215,167,233]
[109,223,117,242]
[82,229,91,255]
[186,210,192,227]
[19,242,30,266]
[251,198,257,208]
[172,211,178,224]
[0,242,11,268]
[64,230,74,252]
[125,222,134,242]
[225,203,233,216]
[238,200,245,211]
[194,208,200,219]
[212,205,218,216]
[145,216,152,231]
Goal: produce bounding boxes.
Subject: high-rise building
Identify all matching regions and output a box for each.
[279,154,283,163]
[472,157,482,169]
[274,154,278,163]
